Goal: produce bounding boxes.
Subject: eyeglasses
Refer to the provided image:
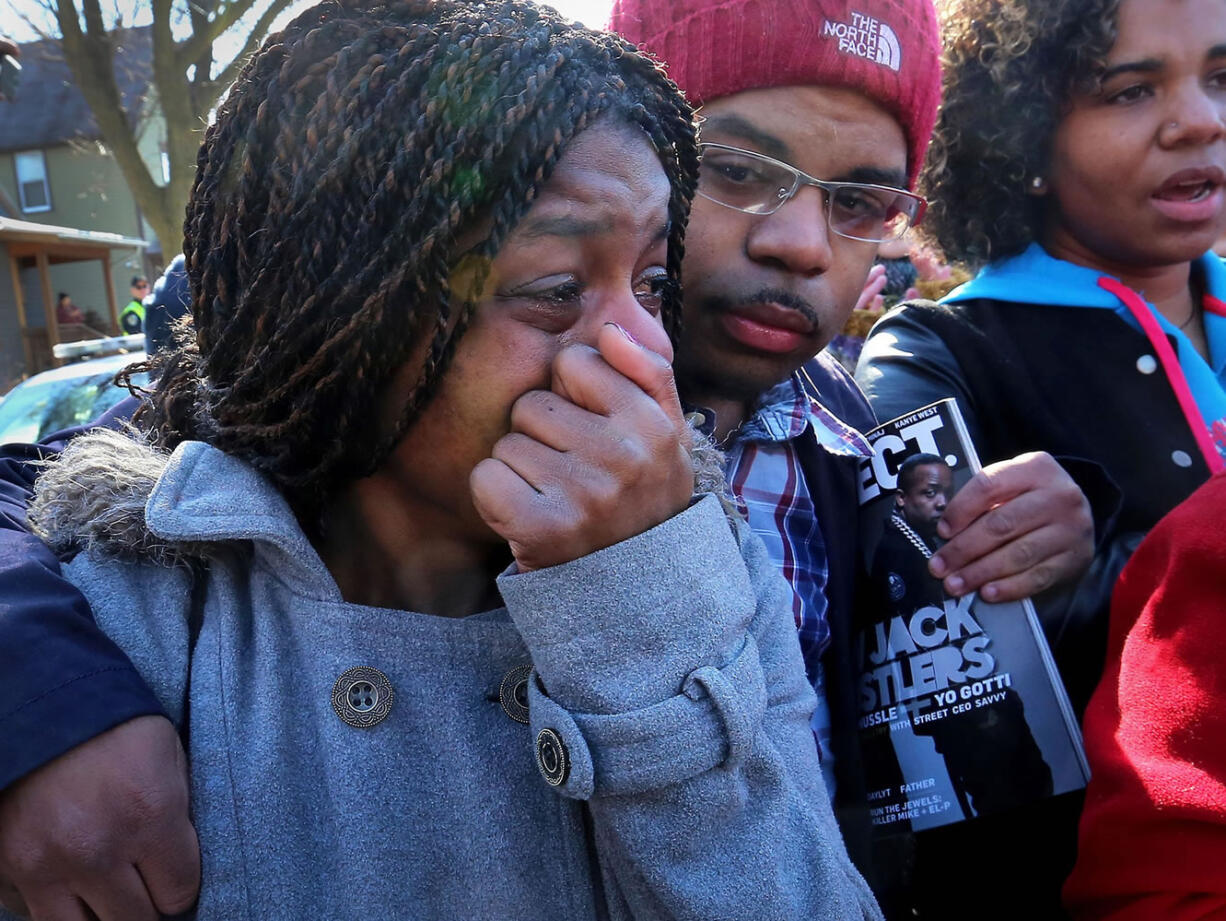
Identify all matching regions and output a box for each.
[695,143,927,243]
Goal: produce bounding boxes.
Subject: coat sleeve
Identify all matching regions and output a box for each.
[496,494,882,921]
[855,303,986,444]
[1064,474,1226,921]
[0,397,166,790]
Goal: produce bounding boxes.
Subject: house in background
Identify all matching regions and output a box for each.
[0,28,163,387]
[0,217,147,389]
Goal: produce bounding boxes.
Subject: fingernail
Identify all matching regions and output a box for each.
[606,322,638,345]
[937,519,952,539]
[982,583,998,602]
[929,555,947,577]
[946,574,964,595]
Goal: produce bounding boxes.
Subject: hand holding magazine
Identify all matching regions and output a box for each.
[855,399,1089,834]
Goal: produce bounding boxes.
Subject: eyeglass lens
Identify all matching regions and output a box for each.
[697,147,915,242]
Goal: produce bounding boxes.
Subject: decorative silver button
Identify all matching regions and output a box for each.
[1136,354,1158,375]
[1172,450,1193,468]
[499,665,532,724]
[536,728,569,787]
[332,666,394,728]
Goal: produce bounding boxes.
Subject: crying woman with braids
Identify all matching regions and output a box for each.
[14,1,880,918]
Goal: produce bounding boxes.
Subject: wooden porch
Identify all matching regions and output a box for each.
[1,217,147,379]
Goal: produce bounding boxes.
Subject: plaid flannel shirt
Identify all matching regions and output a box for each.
[719,372,872,794]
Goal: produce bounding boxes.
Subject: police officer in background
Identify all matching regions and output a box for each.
[119,276,148,334]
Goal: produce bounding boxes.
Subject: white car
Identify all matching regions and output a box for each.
[0,347,148,445]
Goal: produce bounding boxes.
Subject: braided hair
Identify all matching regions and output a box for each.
[134,0,697,516]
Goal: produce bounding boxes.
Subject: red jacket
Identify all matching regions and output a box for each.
[1065,473,1226,920]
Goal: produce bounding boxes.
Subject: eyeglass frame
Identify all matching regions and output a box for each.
[694,142,928,243]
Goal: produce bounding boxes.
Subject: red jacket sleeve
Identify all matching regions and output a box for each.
[1065,472,1226,921]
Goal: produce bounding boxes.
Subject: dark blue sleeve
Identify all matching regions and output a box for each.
[0,397,166,790]
[143,254,190,358]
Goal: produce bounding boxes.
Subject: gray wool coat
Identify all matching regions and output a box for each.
[17,431,881,921]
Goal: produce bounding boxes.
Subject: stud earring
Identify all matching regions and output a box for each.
[1030,176,1046,192]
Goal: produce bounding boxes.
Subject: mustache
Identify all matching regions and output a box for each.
[707,287,820,325]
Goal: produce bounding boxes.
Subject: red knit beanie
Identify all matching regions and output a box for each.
[607,0,941,189]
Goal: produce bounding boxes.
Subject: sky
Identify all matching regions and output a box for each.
[2,0,617,45]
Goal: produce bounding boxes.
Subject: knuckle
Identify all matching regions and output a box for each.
[583,471,623,512]
[617,436,652,472]
[510,389,554,423]
[599,433,646,472]
[985,505,1016,538]
[153,875,200,915]
[1071,491,1093,519]
[552,341,595,374]
[1025,450,1056,470]
[1053,473,1083,501]
[941,550,969,574]
[2,842,51,883]
[645,349,676,383]
[933,540,965,569]
[56,827,114,875]
[469,457,499,490]
[1025,561,1057,593]
[119,779,180,833]
[972,468,1004,501]
[652,407,686,442]
[489,432,527,462]
[1007,537,1039,571]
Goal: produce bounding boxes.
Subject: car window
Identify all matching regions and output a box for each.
[0,368,148,444]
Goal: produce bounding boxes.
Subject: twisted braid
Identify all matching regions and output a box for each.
[134,0,697,516]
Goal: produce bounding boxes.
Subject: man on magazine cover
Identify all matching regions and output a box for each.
[0,1,1096,918]
[871,453,952,618]
[865,448,1053,822]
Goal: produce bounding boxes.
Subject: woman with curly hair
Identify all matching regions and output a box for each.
[855,0,1226,916]
[0,1,881,918]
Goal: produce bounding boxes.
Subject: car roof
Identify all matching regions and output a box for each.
[16,351,147,388]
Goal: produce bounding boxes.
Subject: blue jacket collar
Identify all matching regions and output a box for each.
[942,242,1226,307]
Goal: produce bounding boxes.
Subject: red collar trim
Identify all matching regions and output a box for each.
[1203,294,1226,317]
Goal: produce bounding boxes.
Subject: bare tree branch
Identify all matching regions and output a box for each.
[204,0,290,101]
[79,0,107,39]
[29,0,292,253]
[176,0,259,65]
[55,0,179,248]
[3,0,61,38]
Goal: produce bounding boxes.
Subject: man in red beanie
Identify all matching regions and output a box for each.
[608,0,1097,918]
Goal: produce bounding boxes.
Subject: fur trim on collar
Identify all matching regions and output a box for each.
[29,422,732,565]
[29,427,211,566]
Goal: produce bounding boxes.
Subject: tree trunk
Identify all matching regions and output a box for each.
[51,0,294,261]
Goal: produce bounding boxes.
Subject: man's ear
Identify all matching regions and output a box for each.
[894,491,905,510]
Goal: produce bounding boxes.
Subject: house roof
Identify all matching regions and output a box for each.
[0,28,152,153]
[0,215,147,250]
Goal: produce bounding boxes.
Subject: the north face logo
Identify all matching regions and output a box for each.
[822,11,902,71]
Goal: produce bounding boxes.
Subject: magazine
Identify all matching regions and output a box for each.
[855,398,1090,833]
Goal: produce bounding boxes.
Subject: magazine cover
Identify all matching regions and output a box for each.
[855,398,1090,833]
